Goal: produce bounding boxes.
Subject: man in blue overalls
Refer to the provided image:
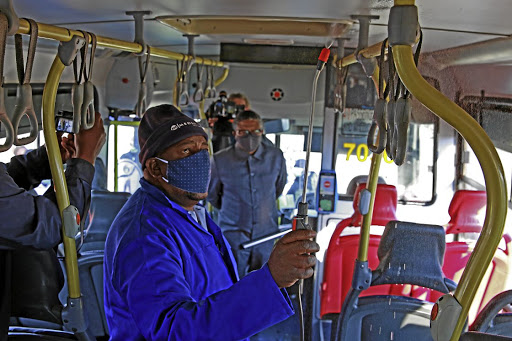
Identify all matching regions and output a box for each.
[104,104,319,341]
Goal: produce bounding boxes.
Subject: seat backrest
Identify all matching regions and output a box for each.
[10,249,63,325]
[442,190,511,323]
[320,184,398,318]
[373,221,454,294]
[84,190,131,243]
[446,190,486,234]
[332,221,457,341]
[345,175,386,196]
[350,183,398,227]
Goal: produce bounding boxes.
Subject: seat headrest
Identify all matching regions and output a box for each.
[372,221,451,293]
[350,183,398,227]
[85,190,131,240]
[346,175,386,196]
[446,190,486,234]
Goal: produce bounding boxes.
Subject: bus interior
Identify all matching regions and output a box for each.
[0,0,511,340]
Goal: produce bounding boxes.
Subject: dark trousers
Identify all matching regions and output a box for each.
[223,230,275,279]
[0,251,11,341]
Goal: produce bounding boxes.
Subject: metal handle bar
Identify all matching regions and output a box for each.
[241,229,291,249]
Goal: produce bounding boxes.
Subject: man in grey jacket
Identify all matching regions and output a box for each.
[0,112,105,338]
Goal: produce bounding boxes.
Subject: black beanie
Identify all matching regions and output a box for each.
[138,104,207,167]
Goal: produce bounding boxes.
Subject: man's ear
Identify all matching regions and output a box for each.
[145,158,165,179]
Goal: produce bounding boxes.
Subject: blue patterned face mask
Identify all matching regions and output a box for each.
[155,149,211,193]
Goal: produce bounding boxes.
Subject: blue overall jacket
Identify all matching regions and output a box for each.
[104,179,294,341]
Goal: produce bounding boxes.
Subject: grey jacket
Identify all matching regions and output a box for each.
[0,147,94,250]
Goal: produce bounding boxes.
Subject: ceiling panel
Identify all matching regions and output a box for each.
[9,0,512,55]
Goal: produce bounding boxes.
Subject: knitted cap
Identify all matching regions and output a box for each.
[138,104,207,167]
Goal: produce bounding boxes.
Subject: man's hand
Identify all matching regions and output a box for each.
[58,132,76,163]
[267,229,320,288]
[75,112,106,165]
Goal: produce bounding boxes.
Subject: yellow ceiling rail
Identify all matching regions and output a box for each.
[332,41,387,68]
[16,18,225,67]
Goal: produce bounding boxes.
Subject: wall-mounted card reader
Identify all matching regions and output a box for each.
[317,170,338,213]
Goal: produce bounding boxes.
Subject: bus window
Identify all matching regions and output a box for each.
[107,123,142,193]
[462,141,512,234]
[279,133,321,208]
[336,118,436,204]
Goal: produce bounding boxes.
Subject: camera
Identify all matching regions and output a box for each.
[207,92,245,120]
[55,110,74,133]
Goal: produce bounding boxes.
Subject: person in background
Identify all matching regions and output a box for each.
[208,110,287,278]
[0,112,106,338]
[228,92,250,110]
[104,104,318,341]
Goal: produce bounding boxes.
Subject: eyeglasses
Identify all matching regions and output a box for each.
[235,129,263,137]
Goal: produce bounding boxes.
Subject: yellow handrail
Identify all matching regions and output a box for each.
[17,19,225,67]
[357,65,385,261]
[393,44,508,341]
[357,152,383,261]
[333,41,387,68]
[42,56,81,298]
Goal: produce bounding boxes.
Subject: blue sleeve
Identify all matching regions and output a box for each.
[276,151,287,198]
[115,235,294,341]
[0,158,94,250]
[206,155,222,209]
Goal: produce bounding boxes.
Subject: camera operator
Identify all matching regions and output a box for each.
[206,91,248,153]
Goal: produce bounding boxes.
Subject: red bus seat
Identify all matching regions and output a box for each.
[431,190,511,323]
[320,183,398,318]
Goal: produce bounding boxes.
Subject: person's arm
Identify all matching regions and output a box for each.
[0,159,93,250]
[115,235,294,341]
[0,113,105,250]
[275,152,287,198]
[6,146,52,191]
[206,156,223,209]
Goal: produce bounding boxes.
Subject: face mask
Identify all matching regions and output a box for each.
[236,135,262,153]
[155,149,211,193]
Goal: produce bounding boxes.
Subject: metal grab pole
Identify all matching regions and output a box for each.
[241,229,291,249]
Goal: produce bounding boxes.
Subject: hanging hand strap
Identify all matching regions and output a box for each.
[71,31,88,133]
[392,30,423,166]
[135,46,150,117]
[12,18,38,146]
[193,62,205,103]
[0,13,13,152]
[80,32,97,130]
[333,61,348,113]
[385,44,397,159]
[367,39,388,154]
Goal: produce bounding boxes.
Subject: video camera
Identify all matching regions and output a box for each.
[207,91,245,120]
